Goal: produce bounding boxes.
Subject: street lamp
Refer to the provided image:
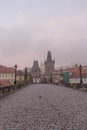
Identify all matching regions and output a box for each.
[79,64,83,84]
[14,64,17,84]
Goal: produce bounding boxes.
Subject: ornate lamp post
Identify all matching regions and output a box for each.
[79,64,83,84]
[14,64,17,84]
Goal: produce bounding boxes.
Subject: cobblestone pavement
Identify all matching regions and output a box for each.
[0,84,87,130]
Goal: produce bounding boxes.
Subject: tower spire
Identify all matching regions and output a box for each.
[47,51,52,61]
[45,51,55,77]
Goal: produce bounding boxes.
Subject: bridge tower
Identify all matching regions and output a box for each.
[45,51,55,77]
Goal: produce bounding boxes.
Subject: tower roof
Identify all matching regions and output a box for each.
[31,60,41,73]
[47,51,52,62]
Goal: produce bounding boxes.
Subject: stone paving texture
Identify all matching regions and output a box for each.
[0,84,87,130]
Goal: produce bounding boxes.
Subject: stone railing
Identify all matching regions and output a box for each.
[63,83,87,90]
[0,82,32,98]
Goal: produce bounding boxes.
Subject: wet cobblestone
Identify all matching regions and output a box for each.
[0,84,87,130]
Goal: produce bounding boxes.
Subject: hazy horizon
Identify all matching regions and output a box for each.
[0,0,87,69]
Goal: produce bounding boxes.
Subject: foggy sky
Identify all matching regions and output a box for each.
[0,0,87,69]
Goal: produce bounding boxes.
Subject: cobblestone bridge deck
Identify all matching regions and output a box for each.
[0,84,87,130]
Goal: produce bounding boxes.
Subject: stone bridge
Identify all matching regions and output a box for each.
[0,84,87,130]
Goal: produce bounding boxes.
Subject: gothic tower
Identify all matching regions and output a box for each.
[31,60,41,83]
[31,60,41,74]
[45,51,55,76]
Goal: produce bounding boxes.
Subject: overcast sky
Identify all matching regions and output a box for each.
[0,0,87,69]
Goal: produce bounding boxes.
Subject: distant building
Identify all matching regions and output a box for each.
[40,62,45,74]
[62,65,87,84]
[31,60,41,83]
[45,51,55,80]
[52,70,63,84]
[17,69,30,83]
[69,72,87,84]
[0,65,15,86]
[16,70,25,83]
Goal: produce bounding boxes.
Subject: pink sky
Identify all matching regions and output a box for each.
[0,0,87,69]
